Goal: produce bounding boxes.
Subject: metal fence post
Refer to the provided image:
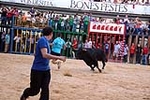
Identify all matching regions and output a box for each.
[10,28,14,53]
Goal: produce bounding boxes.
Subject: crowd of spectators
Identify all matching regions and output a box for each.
[0,5,150,65]
[0,6,150,35]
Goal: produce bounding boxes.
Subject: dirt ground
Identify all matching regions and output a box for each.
[0,53,150,100]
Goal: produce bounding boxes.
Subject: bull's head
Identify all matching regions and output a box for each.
[76,47,87,59]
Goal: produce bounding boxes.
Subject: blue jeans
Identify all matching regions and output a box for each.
[1,17,7,25]
[72,23,77,32]
[142,54,148,65]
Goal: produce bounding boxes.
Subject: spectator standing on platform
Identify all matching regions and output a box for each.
[83,13,89,33]
[1,7,7,25]
[69,15,73,31]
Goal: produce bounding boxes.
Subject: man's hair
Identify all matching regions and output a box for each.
[42,27,53,36]
[57,33,62,37]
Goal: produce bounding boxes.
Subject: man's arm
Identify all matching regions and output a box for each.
[41,48,66,62]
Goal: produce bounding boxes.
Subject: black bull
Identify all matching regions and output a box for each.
[76,48,107,73]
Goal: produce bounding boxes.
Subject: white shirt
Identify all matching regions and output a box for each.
[26,14,31,21]
[114,44,120,53]
[124,46,129,55]
[87,41,92,48]
[84,42,89,48]
[14,36,20,43]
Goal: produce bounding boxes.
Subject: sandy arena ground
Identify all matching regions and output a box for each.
[0,53,150,100]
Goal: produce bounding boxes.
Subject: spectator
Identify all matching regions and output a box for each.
[21,13,27,26]
[1,7,7,25]
[84,39,89,48]
[142,45,149,65]
[92,40,97,48]
[69,15,73,31]
[61,19,65,31]
[123,44,129,63]
[0,31,6,52]
[83,13,89,33]
[14,34,21,52]
[84,38,92,48]
[4,32,10,53]
[65,38,72,58]
[48,17,53,27]
[135,17,142,35]
[136,43,142,64]
[29,7,35,17]
[72,37,78,58]
[129,43,136,63]
[104,41,109,58]
[72,14,78,32]
[88,38,92,48]
[26,12,31,27]
[119,39,125,61]
[113,41,120,61]
[30,35,35,53]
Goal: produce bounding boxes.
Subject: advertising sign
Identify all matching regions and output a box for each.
[89,22,125,35]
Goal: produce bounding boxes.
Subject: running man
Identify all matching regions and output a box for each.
[51,33,66,69]
[20,27,66,100]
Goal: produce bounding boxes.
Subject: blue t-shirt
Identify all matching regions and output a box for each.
[52,37,65,54]
[5,34,10,44]
[32,37,51,71]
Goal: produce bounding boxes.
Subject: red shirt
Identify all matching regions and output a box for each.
[72,40,78,50]
[130,45,135,54]
[143,47,148,55]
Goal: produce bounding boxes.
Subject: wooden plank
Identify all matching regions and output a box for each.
[141,35,145,48]
[127,35,132,63]
[29,31,32,53]
[15,29,18,52]
[148,36,150,52]
[133,35,139,64]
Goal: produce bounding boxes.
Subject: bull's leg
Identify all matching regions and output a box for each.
[95,61,101,73]
[90,65,95,71]
[102,60,106,69]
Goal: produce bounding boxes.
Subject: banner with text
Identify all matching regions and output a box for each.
[89,22,125,35]
[1,0,150,15]
[70,0,150,15]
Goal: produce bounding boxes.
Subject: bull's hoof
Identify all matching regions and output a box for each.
[99,69,102,73]
[91,68,95,71]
